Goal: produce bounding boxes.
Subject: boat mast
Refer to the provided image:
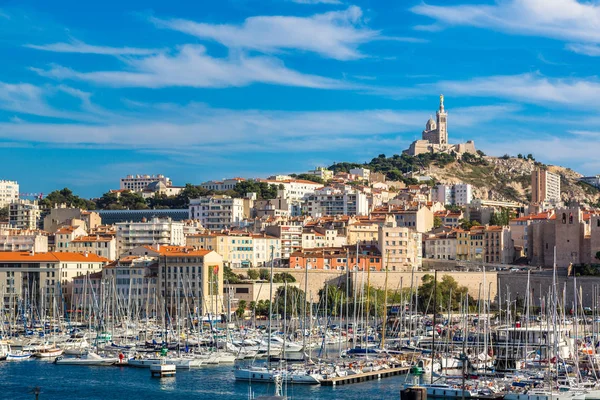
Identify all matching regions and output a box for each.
[381,251,389,350]
[431,269,437,384]
[267,245,274,369]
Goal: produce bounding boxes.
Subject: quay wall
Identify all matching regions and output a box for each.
[497,271,600,308]
[242,267,600,307]
[243,268,498,302]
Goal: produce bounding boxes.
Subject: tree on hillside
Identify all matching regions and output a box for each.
[247,269,259,280]
[95,191,148,210]
[42,188,96,210]
[233,181,278,199]
[290,174,325,184]
[459,219,480,230]
[176,184,215,206]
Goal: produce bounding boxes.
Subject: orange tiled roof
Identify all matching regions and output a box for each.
[141,245,211,257]
[72,235,113,242]
[0,251,108,263]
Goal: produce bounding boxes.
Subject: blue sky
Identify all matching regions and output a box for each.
[1,0,600,197]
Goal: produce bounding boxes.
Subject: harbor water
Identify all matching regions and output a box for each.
[0,360,408,399]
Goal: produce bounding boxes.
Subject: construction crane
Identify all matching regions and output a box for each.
[19,192,44,200]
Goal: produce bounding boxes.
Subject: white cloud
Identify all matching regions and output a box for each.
[25,40,162,56]
[565,43,600,56]
[31,44,348,89]
[0,81,129,123]
[432,73,600,109]
[0,103,515,152]
[150,6,417,60]
[412,0,600,55]
[292,0,342,4]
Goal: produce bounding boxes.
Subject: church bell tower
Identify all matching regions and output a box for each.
[436,94,448,144]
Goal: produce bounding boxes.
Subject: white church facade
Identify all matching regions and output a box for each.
[404,95,476,157]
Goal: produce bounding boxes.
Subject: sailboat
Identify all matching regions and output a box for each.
[234,247,321,385]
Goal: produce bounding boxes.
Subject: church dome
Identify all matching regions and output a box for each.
[426,117,436,131]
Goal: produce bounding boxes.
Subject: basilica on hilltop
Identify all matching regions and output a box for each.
[403,95,476,157]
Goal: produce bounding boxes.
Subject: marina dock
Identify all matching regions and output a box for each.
[321,366,410,386]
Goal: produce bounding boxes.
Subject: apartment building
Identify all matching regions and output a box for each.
[484,226,514,264]
[43,207,101,233]
[0,180,19,208]
[307,167,334,181]
[100,256,158,314]
[265,224,303,261]
[9,200,42,230]
[0,251,108,312]
[349,168,371,181]
[371,205,434,233]
[188,195,247,230]
[54,225,87,252]
[200,178,245,191]
[456,225,514,264]
[434,210,464,228]
[120,174,172,192]
[186,231,282,268]
[127,245,224,315]
[302,227,346,249]
[303,186,369,217]
[433,183,473,206]
[531,168,561,205]
[269,179,323,202]
[424,231,458,260]
[378,222,423,271]
[70,235,117,260]
[0,229,48,252]
[346,222,380,245]
[288,244,382,271]
[116,217,185,256]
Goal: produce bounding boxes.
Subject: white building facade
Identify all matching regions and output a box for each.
[9,200,41,230]
[188,195,245,230]
[303,186,369,217]
[116,217,185,256]
[433,183,473,206]
[0,180,19,208]
[120,174,172,192]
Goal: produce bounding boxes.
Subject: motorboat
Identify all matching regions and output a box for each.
[54,352,119,366]
[6,351,32,361]
[234,366,321,384]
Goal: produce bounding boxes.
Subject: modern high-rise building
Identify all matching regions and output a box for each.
[0,180,19,208]
[531,168,561,205]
